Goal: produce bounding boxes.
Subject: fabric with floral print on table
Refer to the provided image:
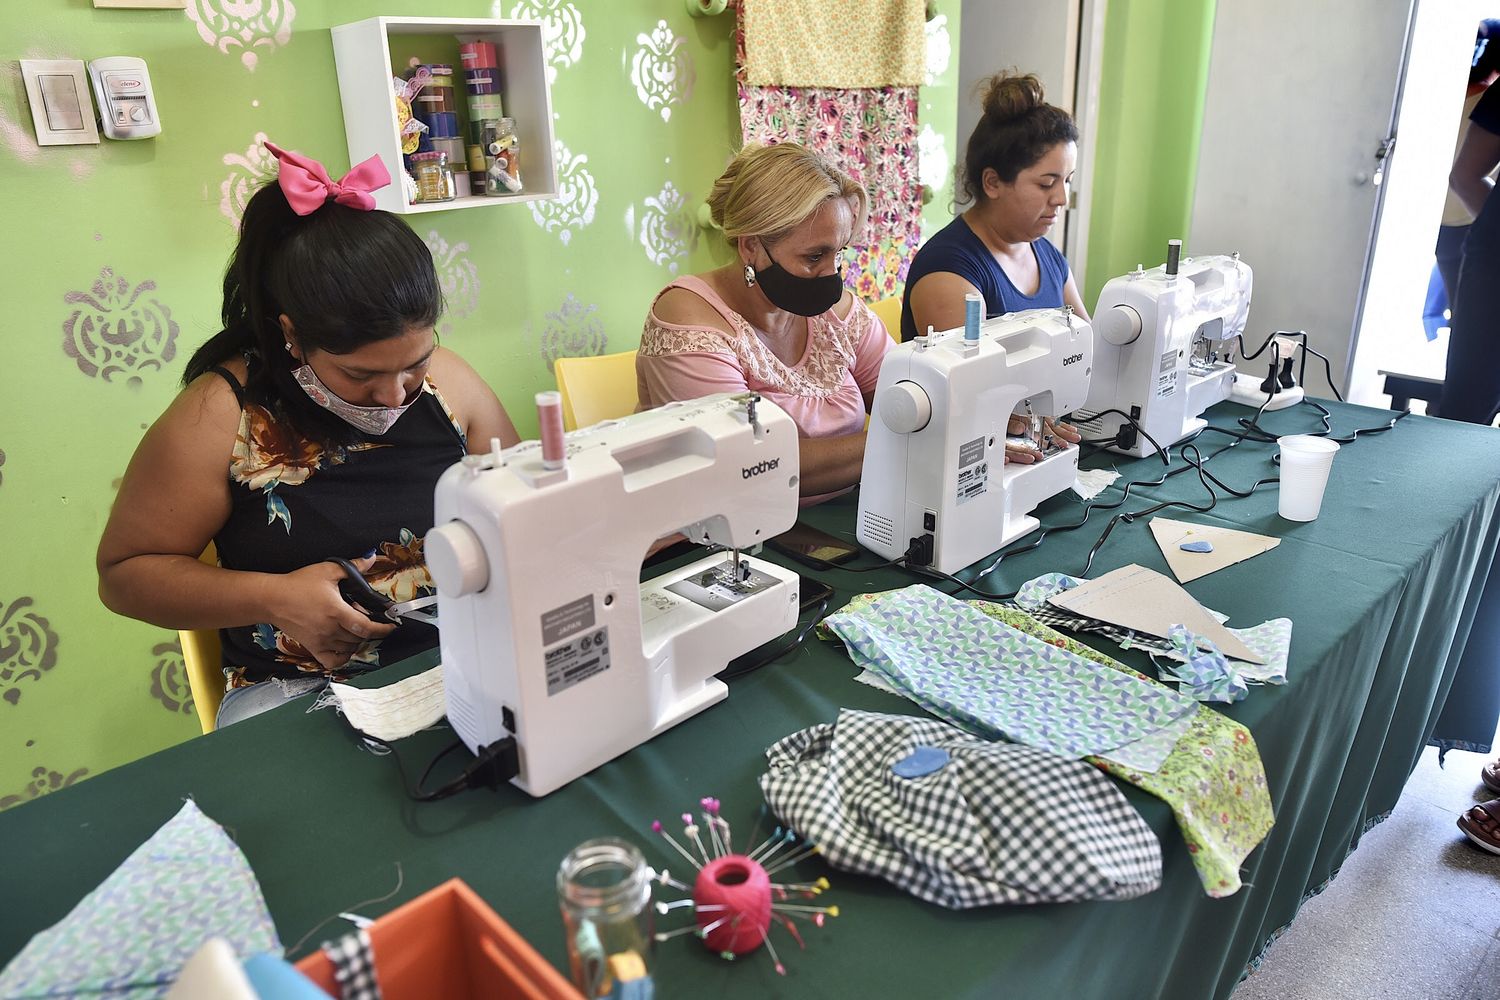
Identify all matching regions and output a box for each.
[741,0,926,88]
[821,585,1200,764]
[818,591,1276,897]
[0,800,279,999]
[735,8,921,305]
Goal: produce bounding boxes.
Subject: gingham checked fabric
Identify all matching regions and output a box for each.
[322,929,381,1000]
[760,710,1162,908]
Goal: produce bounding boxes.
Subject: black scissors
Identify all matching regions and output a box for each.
[325,557,438,625]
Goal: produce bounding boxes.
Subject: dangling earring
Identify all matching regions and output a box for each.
[743,263,757,287]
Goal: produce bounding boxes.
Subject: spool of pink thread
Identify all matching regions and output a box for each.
[694,854,772,955]
[536,390,566,470]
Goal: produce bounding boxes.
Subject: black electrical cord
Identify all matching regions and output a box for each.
[718,595,832,680]
[367,731,520,802]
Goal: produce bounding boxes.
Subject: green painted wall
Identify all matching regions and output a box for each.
[0,2,960,807]
[1085,0,1218,306]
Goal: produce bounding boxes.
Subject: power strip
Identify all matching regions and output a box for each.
[1227,372,1304,412]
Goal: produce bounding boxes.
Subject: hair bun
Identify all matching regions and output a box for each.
[981,72,1045,123]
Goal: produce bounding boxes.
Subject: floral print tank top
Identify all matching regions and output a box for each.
[212,360,467,689]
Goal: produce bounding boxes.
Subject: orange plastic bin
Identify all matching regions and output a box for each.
[295,878,582,1000]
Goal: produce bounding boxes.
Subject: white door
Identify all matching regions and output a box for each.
[1189,0,1419,398]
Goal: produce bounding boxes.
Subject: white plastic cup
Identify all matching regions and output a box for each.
[1277,435,1340,521]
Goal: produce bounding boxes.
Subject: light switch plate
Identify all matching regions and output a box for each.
[20,59,100,146]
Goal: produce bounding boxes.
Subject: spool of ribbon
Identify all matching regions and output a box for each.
[694,855,771,955]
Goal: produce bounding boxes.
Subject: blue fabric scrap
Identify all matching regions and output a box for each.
[892,746,951,778]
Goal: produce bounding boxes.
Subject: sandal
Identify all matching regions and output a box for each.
[1457,798,1500,855]
[1482,758,1500,794]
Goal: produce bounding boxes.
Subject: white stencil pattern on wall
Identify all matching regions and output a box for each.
[638,181,698,273]
[925,14,951,86]
[919,124,949,194]
[530,140,598,246]
[535,293,607,372]
[220,132,278,227]
[631,20,695,123]
[425,231,480,335]
[503,0,585,84]
[186,0,297,72]
[62,268,180,387]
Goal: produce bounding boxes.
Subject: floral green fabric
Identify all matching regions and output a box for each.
[818,590,1276,897]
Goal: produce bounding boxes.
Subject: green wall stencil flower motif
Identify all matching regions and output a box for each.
[536,293,606,372]
[186,0,297,72]
[424,231,480,335]
[0,446,5,489]
[0,598,58,707]
[505,0,586,85]
[150,640,195,717]
[530,139,598,246]
[0,765,89,811]
[220,132,278,227]
[637,181,697,272]
[631,20,694,123]
[62,268,179,386]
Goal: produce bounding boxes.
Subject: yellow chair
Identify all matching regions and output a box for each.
[554,350,641,431]
[179,542,225,734]
[869,297,903,344]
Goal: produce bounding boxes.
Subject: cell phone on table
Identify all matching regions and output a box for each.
[798,575,835,612]
[767,522,862,569]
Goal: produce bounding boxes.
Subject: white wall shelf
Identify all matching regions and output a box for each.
[331,16,557,215]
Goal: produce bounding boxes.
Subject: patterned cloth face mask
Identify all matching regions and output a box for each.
[292,362,418,436]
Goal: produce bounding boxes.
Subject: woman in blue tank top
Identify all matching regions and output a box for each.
[902,72,1087,462]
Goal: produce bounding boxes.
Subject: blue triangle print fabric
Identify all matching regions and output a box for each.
[823,585,1199,761]
[0,799,280,999]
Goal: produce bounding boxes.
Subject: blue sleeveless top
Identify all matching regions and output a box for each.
[900,216,1071,341]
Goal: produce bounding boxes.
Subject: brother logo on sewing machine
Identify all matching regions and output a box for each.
[742,458,781,479]
[1062,353,1084,367]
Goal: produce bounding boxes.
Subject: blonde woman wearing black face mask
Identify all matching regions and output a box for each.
[636,142,892,503]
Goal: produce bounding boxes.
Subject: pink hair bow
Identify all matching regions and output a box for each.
[264,141,391,215]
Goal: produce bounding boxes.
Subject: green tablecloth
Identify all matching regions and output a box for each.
[4,401,1499,1000]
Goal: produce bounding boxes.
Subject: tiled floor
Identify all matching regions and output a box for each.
[1232,738,1500,1000]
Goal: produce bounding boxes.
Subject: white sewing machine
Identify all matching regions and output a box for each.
[857,307,1092,575]
[1074,243,1253,457]
[424,393,802,797]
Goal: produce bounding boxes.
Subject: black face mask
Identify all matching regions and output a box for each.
[754,248,845,317]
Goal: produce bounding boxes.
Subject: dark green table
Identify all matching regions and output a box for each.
[4,401,1499,1000]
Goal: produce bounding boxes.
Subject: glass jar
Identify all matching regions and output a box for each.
[410,151,455,204]
[557,838,654,998]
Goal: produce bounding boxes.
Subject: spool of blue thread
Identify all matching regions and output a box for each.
[964,292,982,343]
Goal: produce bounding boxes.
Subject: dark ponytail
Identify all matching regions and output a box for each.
[184,179,444,445]
[959,72,1079,205]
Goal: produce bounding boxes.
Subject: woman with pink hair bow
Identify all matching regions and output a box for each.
[98,141,519,728]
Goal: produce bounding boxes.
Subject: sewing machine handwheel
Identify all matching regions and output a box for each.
[427,520,489,597]
[877,380,932,434]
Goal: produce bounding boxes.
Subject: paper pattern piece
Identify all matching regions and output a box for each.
[0,800,280,999]
[822,585,1199,764]
[1048,564,1264,663]
[1149,517,1280,583]
[320,663,446,742]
